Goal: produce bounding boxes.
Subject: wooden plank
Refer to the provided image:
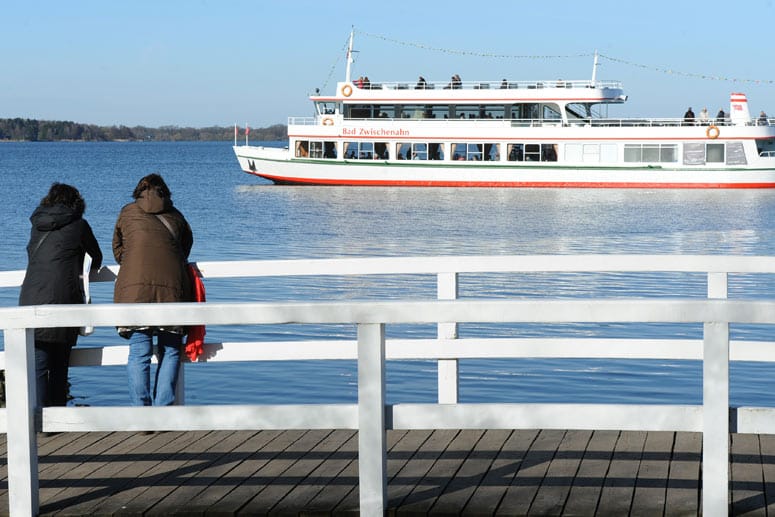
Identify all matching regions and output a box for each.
[496,429,566,516]
[270,429,358,513]
[238,429,341,514]
[391,429,461,514]
[596,430,647,514]
[631,431,673,515]
[80,431,214,516]
[37,431,127,507]
[430,428,510,515]
[385,429,433,510]
[398,429,484,514]
[731,433,765,515]
[96,431,227,515]
[43,431,185,516]
[138,430,257,515]
[664,431,701,515]
[563,429,619,515]
[529,429,592,515]
[464,429,537,514]
[200,429,308,514]
[758,433,775,512]
[161,429,284,515]
[314,429,410,514]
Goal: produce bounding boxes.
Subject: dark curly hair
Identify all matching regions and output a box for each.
[132,173,171,200]
[41,183,85,217]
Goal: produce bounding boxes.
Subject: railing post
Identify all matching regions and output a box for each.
[357,323,386,514]
[437,272,458,404]
[4,328,40,517]
[703,319,730,517]
[704,271,729,516]
[708,272,728,299]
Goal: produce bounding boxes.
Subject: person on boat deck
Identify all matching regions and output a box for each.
[415,76,427,89]
[716,109,727,125]
[683,107,695,126]
[113,173,194,407]
[19,183,103,408]
[699,107,709,125]
[500,79,508,89]
[759,111,769,126]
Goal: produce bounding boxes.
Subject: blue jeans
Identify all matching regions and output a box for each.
[127,329,182,406]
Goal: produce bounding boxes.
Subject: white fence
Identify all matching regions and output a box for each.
[3,254,775,516]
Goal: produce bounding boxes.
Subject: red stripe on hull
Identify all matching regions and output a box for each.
[246,171,775,189]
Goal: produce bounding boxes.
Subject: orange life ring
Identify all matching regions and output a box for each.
[341,84,353,97]
[322,117,334,126]
[706,125,720,139]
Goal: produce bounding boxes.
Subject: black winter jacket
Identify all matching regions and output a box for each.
[19,203,103,344]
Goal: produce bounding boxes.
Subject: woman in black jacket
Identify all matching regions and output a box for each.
[19,183,103,407]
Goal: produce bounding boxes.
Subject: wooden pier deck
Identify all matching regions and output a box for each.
[0,429,773,515]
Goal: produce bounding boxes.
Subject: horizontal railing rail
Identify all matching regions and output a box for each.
[4,254,775,516]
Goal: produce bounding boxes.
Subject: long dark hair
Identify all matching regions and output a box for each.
[132,173,171,199]
[41,183,85,217]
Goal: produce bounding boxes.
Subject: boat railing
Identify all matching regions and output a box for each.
[289,114,770,129]
[351,79,622,91]
[4,254,775,516]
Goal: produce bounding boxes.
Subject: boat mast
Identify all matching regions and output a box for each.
[345,28,355,84]
[591,50,599,85]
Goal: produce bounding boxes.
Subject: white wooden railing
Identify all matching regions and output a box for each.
[4,254,775,516]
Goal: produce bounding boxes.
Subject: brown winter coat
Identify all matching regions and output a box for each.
[113,189,193,305]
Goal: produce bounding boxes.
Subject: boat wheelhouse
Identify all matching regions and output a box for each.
[234,33,775,188]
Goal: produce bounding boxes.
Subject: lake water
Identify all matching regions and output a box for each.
[2,141,775,407]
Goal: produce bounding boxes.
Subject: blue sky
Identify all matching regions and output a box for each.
[3,0,775,128]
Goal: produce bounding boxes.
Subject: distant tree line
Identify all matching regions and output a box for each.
[0,118,287,142]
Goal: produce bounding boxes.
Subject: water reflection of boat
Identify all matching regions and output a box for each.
[234,31,775,188]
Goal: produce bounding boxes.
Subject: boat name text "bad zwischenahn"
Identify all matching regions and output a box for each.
[342,128,410,137]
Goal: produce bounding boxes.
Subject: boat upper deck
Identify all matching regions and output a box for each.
[312,79,627,104]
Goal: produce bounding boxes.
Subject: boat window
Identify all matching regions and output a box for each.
[706,143,724,163]
[511,103,540,120]
[756,138,775,156]
[375,105,396,118]
[542,105,561,121]
[295,141,309,158]
[484,143,500,161]
[524,144,541,161]
[344,141,377,159]
[566,103,593,120]
[315,101,338,115]
[374,142,389,159]
[309,141,323,158]
[601,144,618,163]
[295,140,337,159]
[453,105,505,120]
[507,144,524,161]
[624,143,679,163]
[542,144,558,161]
[396,142,445,160]
[346,105,377,119]
[451,143,497,161]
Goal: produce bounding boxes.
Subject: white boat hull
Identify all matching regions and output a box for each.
[234,145,775,188]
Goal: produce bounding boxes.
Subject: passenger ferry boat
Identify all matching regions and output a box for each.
[234,32,775,188]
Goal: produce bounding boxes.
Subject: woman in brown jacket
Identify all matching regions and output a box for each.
[113,173,193,406]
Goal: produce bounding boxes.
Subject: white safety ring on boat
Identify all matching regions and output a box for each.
[341,84,353,97]
[322,117,334,126]
[706,125,720,139]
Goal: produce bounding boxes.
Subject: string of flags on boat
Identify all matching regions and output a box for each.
[355,29,775,85]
